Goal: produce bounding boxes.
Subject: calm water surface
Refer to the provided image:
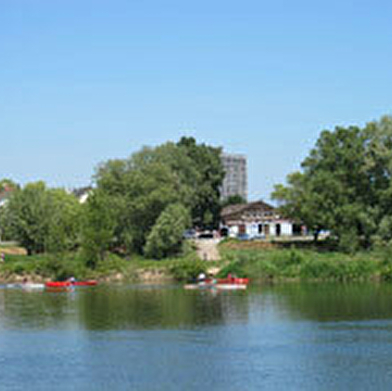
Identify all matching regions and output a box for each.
[1,283,392,390]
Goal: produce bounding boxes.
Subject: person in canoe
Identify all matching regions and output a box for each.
[68,276,76,285]
[197,272,206,285]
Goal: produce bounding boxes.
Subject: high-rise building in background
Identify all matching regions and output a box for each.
[221,153,248,201]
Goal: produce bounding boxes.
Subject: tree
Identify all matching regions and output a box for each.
[6,182,52,255]
[80,190,116,267]
[144,204,191,259]
[46,189,82,253]
[272,117,392,251]
[177,137,225,229]
[95,145,194,253]
[6,182,82,255]
[221,194,247,208]
[93,138,224,255]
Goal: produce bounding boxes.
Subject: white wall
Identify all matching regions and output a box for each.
[228,221,294,237]
[281,222,293,236]
[229,226,239,237]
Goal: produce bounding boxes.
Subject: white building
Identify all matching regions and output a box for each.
[221,201,302,238]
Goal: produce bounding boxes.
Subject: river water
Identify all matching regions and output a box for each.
[1,283,392,390]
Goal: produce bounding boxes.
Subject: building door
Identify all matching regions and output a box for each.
[239,224,246,234]
[264,224,270,236]
[276,224,281,237]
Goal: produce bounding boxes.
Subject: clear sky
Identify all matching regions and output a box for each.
[1,0,392,201]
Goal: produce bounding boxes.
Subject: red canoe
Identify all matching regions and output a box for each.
[205,277,250,285]
[45,280,98,288]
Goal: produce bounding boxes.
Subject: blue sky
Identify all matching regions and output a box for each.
[1,0,392,200]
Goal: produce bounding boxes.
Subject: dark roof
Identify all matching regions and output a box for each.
[221,200,275,218]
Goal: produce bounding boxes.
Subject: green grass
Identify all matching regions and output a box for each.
[218,243,390,282]
[3,242,392,283]
[0,249,206,282]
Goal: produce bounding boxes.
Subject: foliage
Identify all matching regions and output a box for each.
[169,257,208,281]
[80,190,116,268]
[144,204,191,259]
[216,260,247,278]
[0,178,19,192]
[219,241,381,282]
[0,252,126,280]
[5,182,81,255]
[272,116,392,251]
[221,194,247,208]
[94,138,224,255]
[177,137,225,229]
[45,188,82,253]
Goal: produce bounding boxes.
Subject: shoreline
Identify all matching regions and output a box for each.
[2,241,392,285]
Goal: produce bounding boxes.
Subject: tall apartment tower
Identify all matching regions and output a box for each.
[221,153,248,201]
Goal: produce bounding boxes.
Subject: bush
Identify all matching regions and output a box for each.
[170,258,207,281]
[144,204,191,259]
[217,260,246,278]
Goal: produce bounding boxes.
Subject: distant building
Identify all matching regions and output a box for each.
[221,201,302,238]
[72,186,93,204]
[221,153,247,201]
[0,187,15,208]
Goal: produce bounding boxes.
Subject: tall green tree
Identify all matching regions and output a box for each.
[80,190,116,267]
[93,138,224,255]
[95,144,195,253]
[177,137,225,228]
[5,182,80,255]
[6,182,52,255]
[46,189,82,253]
[272,116,392,251]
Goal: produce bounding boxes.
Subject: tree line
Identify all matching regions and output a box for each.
[0,137,224,264]
[4,115,392,261]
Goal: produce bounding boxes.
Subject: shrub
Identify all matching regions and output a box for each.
[170,258,207,281]
[144,204,191,259]
[217,260,246,278]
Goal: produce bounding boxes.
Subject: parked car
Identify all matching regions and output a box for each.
[183,229,197,239]
[237,233,250,241]
[198,230,214,239]
[250,234,264,241]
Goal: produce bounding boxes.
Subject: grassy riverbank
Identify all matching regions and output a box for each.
[0,246,208,283]
[217,240,392,282]
[2,241,392,283]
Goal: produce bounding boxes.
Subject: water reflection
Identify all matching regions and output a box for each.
[79,285,250,330]
[2,283,392,331]
[0,285,250,331]
[263,283,392,322]
[2,283,392,390]
[0,288,78,330]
